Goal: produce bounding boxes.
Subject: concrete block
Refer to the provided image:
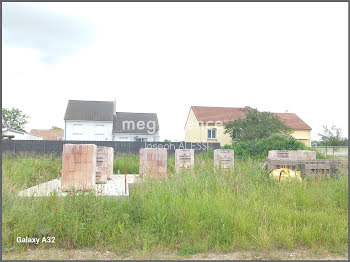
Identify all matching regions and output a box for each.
[175,149,194,171]
[268,150,316,161]
[139,148,167,179]
[214,149,234,169]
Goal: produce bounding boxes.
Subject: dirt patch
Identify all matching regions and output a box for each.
[2,248,348,260]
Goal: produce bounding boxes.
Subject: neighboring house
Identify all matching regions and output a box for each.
[113,112,160,141]
[184,106,312,147]
[2,128,43,140]
[30,129,64,140]
[64,100,160,142]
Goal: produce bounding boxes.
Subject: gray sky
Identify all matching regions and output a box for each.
[2,2,348,141]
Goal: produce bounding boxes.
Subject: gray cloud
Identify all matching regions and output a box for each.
[3,3,96,64]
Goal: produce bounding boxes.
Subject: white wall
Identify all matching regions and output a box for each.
[65,120,113,141]
[113,131,160,142]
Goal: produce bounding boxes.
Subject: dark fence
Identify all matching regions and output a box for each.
[1,140,221,156]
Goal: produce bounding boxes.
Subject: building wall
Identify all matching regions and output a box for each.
[184,109,232,145]
[113,131,160,142]
[291,130,311,147]
[184,108,201,141]
[65,120,113,141]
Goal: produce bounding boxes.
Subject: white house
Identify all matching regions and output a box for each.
[2,128,43,140]
[64,100,160,142]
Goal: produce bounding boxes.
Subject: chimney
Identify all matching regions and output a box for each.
[113,97,116,115]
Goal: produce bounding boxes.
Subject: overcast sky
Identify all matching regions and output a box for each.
[2,2,348,141]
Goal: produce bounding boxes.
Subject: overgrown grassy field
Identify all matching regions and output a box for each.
[2,152,348,256]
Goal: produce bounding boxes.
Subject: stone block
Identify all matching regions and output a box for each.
[175,149,194,171]
[95,146,111,184]
[268,150,316,161]
[139,148,167,179]
[108,147,114,180]
[81,144,88,154]
[63,144,74,154]
[96,167,109,184]
[81,153,87,163]
[74,153,81,163]
[214,149,234,169]
[61,144,97,191]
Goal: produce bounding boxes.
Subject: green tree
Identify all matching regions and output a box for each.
[224,108,292,142]
[317,125,348,146]
[2,107,30,132]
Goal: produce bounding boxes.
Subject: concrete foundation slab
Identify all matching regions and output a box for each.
[18,174,139,197]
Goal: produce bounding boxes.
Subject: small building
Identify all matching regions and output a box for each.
[2,128,43,140]
[64,100,160,142]
[30,129,64,140]
[184,106,312,147]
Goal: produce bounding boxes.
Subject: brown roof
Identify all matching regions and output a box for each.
[275,113,311,130]
[30,129,64,140]
[190,106,311,130]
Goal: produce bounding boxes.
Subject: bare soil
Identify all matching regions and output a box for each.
[2,248,348,260]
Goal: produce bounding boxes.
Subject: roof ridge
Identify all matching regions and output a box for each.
[69,100,113,103]
[116,112,157,114]
[192,105,246,109]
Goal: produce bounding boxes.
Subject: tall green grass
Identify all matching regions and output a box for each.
[2,152,348,255]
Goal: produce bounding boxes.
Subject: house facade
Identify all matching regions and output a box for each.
[2,128,43,140]
[184,106,312,147]
[64,100,160,142]
[112,112,160,142]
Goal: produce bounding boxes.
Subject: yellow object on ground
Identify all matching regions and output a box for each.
[269,168,302,182]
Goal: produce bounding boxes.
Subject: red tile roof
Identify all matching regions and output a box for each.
[275,113,312,130]
[30,129,64,140]
[190,106,311,130]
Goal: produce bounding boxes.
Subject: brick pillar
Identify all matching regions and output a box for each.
[61,144,97,191]
[139,148,167,179]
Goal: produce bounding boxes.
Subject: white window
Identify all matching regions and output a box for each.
[95,125,104,135]
[207,129,217,140]
[73,124,83,134]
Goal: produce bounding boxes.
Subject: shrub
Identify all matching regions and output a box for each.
[222,134,307,160]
